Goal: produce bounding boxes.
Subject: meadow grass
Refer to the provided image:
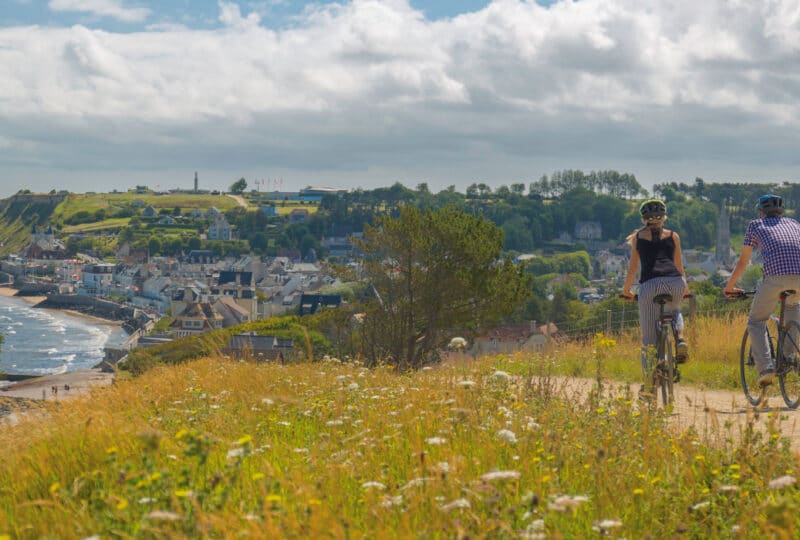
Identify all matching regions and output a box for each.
[0,351,798,538]
[52,193,240,223]
[62,218,132,233]
[507,312,750,391]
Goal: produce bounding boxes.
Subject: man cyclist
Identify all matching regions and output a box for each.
[724,194,800,386]
[622,199,690,377]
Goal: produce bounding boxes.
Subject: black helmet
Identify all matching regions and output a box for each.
[639,198,666,220]
[756,194,784,215]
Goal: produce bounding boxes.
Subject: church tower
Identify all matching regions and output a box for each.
[715,203,731,266]
[194,172,199,193]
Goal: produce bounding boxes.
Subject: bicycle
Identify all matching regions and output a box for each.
[733,289,800,408]
[623,293,689,407]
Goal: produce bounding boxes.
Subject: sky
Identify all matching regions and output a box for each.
[1,0,799,199]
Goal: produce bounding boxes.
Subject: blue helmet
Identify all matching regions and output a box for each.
[756,194,784,215]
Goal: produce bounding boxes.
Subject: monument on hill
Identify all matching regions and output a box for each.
[715,203,732,266]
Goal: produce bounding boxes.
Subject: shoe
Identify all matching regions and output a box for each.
[758,369,775,387]
[676,340,689,364]
[638,385,654,402]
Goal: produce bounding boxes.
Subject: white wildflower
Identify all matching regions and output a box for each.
[422,366,433,371]
[458,380,477,388]
[347,382,360,391]
[520,519,546,539]
[768,475,797,490]
[381,495,403,507]
[497,429,517,444]
[293,447,309,454]
[261,398,274,405]
[326,419,345,426]
[137,497,156,504]
[278,421,291,427]
[401,477,435,491]
[361,481,386,490]
[691,501,710,511]
[717,485,740,494]
[336,375,348,383]
[490,370,511,383]
[440,498,471,512]
[226,448,245,460]
[434,462,450,474]
[144,510,182,521]
[549,494,589,512]
[480,470,521,482]
[426,437,447,445]
[592,519,623,533]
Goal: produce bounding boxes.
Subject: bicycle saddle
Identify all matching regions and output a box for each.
[653,293,673,304]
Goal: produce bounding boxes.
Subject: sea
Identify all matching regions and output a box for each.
[0,294,127,379]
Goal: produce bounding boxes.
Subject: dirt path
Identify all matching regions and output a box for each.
[226,194,248,208]
[561,376,800,449]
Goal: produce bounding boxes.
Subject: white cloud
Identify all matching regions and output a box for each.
[3,0,800,195]
[48,0,151,23]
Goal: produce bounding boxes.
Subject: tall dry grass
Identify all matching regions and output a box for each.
[0,349,797,538]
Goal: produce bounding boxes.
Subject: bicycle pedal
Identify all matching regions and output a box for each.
[673,369,681,383]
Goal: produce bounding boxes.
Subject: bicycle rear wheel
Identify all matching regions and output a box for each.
[661,329,675,406]
[778,320,800,409]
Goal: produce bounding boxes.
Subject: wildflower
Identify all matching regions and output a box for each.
[434,462,450,474]
[717,485,739,494]
[690,501,710,512]
[768,475,797,490]
[173,490,193,498]
[261,397,274,405]
[227,448,245,460]
[347,382,360,391]
[105,446,118,455]
[490,370,511,384]
[144,510,182,521]
[497,429,518,444]
[401,477,434,490]
[425,437,447,445]
[326,419,345,426]
[293,447,309,454]
[252,473,266,481]
[458,380,477,388]
[361,481,386,490]
[548,494,589,512]
[49,482,60,495]
[138,497,156,504]
[266,494,282,503]
[237,435,253,445]
[116,499,128,511]
[381,495,403,507]
[440,498,471,511]
[592,519,623,533]
[520,519,546,540]
[524,417,540,431]
[481,470,521,482]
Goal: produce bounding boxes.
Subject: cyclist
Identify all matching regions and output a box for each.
[724,194,800,386]
[622,199,690,373]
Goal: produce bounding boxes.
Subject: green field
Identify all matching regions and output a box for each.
[62,217,132,233]
[51,192,241,224]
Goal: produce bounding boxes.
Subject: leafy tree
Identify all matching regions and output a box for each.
[229,178,248,194]
[354,206,531,369]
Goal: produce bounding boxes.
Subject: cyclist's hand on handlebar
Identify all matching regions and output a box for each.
[723,286,744,299]
[621,290,635,301]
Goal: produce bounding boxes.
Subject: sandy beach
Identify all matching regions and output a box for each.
[1,368,114,401]
[0,286,45,305]
[0,286,120,326]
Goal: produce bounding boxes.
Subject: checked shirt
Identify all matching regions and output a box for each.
[743,216,800,276]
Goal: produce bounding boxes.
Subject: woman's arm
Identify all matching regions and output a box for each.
[622,244,639,298]
[672,232,685,275]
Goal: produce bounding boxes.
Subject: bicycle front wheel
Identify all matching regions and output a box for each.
[778,320,800,409]
[739,329,762,406]
[653,329,675,407]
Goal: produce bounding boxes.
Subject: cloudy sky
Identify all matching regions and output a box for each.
[1,0,799,198]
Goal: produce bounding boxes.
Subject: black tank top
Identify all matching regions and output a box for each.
[636,230,681,283]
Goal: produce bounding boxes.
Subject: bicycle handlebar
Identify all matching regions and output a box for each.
[725,290,756,299]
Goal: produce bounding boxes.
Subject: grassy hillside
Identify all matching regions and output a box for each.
[0,193,64,257]
[50,192,241,225]
[0,350,795,538]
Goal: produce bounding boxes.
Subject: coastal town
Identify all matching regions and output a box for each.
[0,179,744,375]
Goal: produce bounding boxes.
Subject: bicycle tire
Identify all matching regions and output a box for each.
[740,319,778,406]
[739,328,763,406]
[662,328,675,406]
[778,320,800,409]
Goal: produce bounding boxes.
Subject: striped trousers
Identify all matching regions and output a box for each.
[637,276,686,374]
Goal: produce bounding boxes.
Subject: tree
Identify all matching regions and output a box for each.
[230,178,247,194]
[354,206,531,369]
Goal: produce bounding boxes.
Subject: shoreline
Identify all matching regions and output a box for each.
[0,286,121,326]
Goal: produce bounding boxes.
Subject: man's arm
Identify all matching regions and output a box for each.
[724,245,753,296]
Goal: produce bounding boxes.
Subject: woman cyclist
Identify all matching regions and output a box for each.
[622,199,690,377]
[724,194,800,386]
